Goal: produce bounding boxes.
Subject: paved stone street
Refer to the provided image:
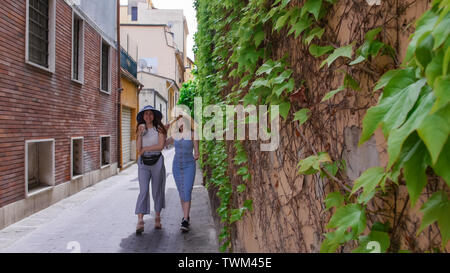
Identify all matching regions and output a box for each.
[0,148,218,253]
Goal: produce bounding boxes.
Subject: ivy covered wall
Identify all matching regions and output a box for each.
[194,0,449,253]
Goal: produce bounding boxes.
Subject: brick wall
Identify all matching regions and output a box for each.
[0,0,119,207]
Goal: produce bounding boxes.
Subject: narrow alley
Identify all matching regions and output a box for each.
[0,148,218,253]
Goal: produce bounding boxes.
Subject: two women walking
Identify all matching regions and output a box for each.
[134,105,199,235]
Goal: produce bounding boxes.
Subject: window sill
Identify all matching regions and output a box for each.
[101,164,110,169]
[26,60,54,74]
[71,78,84,85]
[100,89,111,95]
[71,174,83,181]
[26,185,54,198]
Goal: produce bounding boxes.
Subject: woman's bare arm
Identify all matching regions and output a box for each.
[192,132,200,160]
[136,124,145,156]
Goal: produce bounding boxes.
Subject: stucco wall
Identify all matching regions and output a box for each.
[78,0,117,43]
[121,26,176,80]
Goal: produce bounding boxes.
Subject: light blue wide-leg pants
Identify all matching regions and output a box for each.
[135,154,166,214]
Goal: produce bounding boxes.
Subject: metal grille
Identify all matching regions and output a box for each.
[73,17,81,80]
[29,0,49,67]
[101,43,109,91]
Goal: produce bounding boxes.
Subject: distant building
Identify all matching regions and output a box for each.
[120,45,143,170]
[120,0,189,123]
[185,57,195,82]
[0,0,120,230]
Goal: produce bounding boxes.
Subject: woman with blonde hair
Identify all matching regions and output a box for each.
[165,115,199,232]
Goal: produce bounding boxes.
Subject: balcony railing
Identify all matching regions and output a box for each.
[120,47,137,78]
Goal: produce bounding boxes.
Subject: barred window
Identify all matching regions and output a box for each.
[28,0,49,68]
[101,42,110,91]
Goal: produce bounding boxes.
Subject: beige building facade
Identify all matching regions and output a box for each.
[120,1,188,124]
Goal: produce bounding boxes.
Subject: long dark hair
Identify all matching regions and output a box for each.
[136,111,167,136]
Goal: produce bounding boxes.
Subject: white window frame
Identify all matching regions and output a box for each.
[25,139,55,198]
[71,10,85,84]
[71,137,84,180]
[100,39,112,94]
[100,135,111,168]
[25,0,56,73]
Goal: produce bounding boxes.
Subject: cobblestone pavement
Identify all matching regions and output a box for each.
[0,148,219,253]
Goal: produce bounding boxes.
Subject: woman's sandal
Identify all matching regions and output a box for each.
[136,220,144,235]
[155,216,162,229]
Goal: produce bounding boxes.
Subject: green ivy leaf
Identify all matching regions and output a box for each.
[293,108,310,125]
[301,0,322,21]
[309,44,334,57]
[237,166,249,176]
[324,191,345,210]
[320,44,353,68]
[368,40,386,57]
[365,27,382,41]
[432,75,450,113]
[432,139,450,187]
[404,141,430,207]
[372,221,391,233]
[349,55,366,66]
[304,27,324,45]
[237,184,246,193]
[387,90,435,169]
[271,70,292,85]
[297,152,331,175]
[250,78,270,89]
[351,167,386,203]
[359,76,426,146]
[234,150,249,165]
[243,90,259,107]
[374,69,402,91]
[273,78,295,96]
[320,229,349,253]
[344,73,361,91]
[425,48,444,88]
[320,160,343,178]
[279,101,291,120]
[256,60,278,76]
[405,10,439,63]
[243,199,253,211]
[239,74,253,88]
[274,10,291,31]
[417,104,450,164]
[327,204,367,238]
[219,240,231,252]
[444,45,450,75]
[288,15,312,38]
[352,231,390,253]
[415,33,434,69]
[254,30,265,47]
[431,11,450,50]
[322,86,344,102]
[418,191,450,247]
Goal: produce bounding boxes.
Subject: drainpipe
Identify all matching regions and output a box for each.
[117,0,122,170]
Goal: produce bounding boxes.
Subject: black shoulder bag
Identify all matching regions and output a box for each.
[141,153,162,166]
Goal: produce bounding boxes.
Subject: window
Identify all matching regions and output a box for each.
[26,0,56,72]
[131,7,138,21]
[71,137,84,179]
[100,136,111,167]
[72,13,84,83]
[25,139,55,197]
[100,40,111,93]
